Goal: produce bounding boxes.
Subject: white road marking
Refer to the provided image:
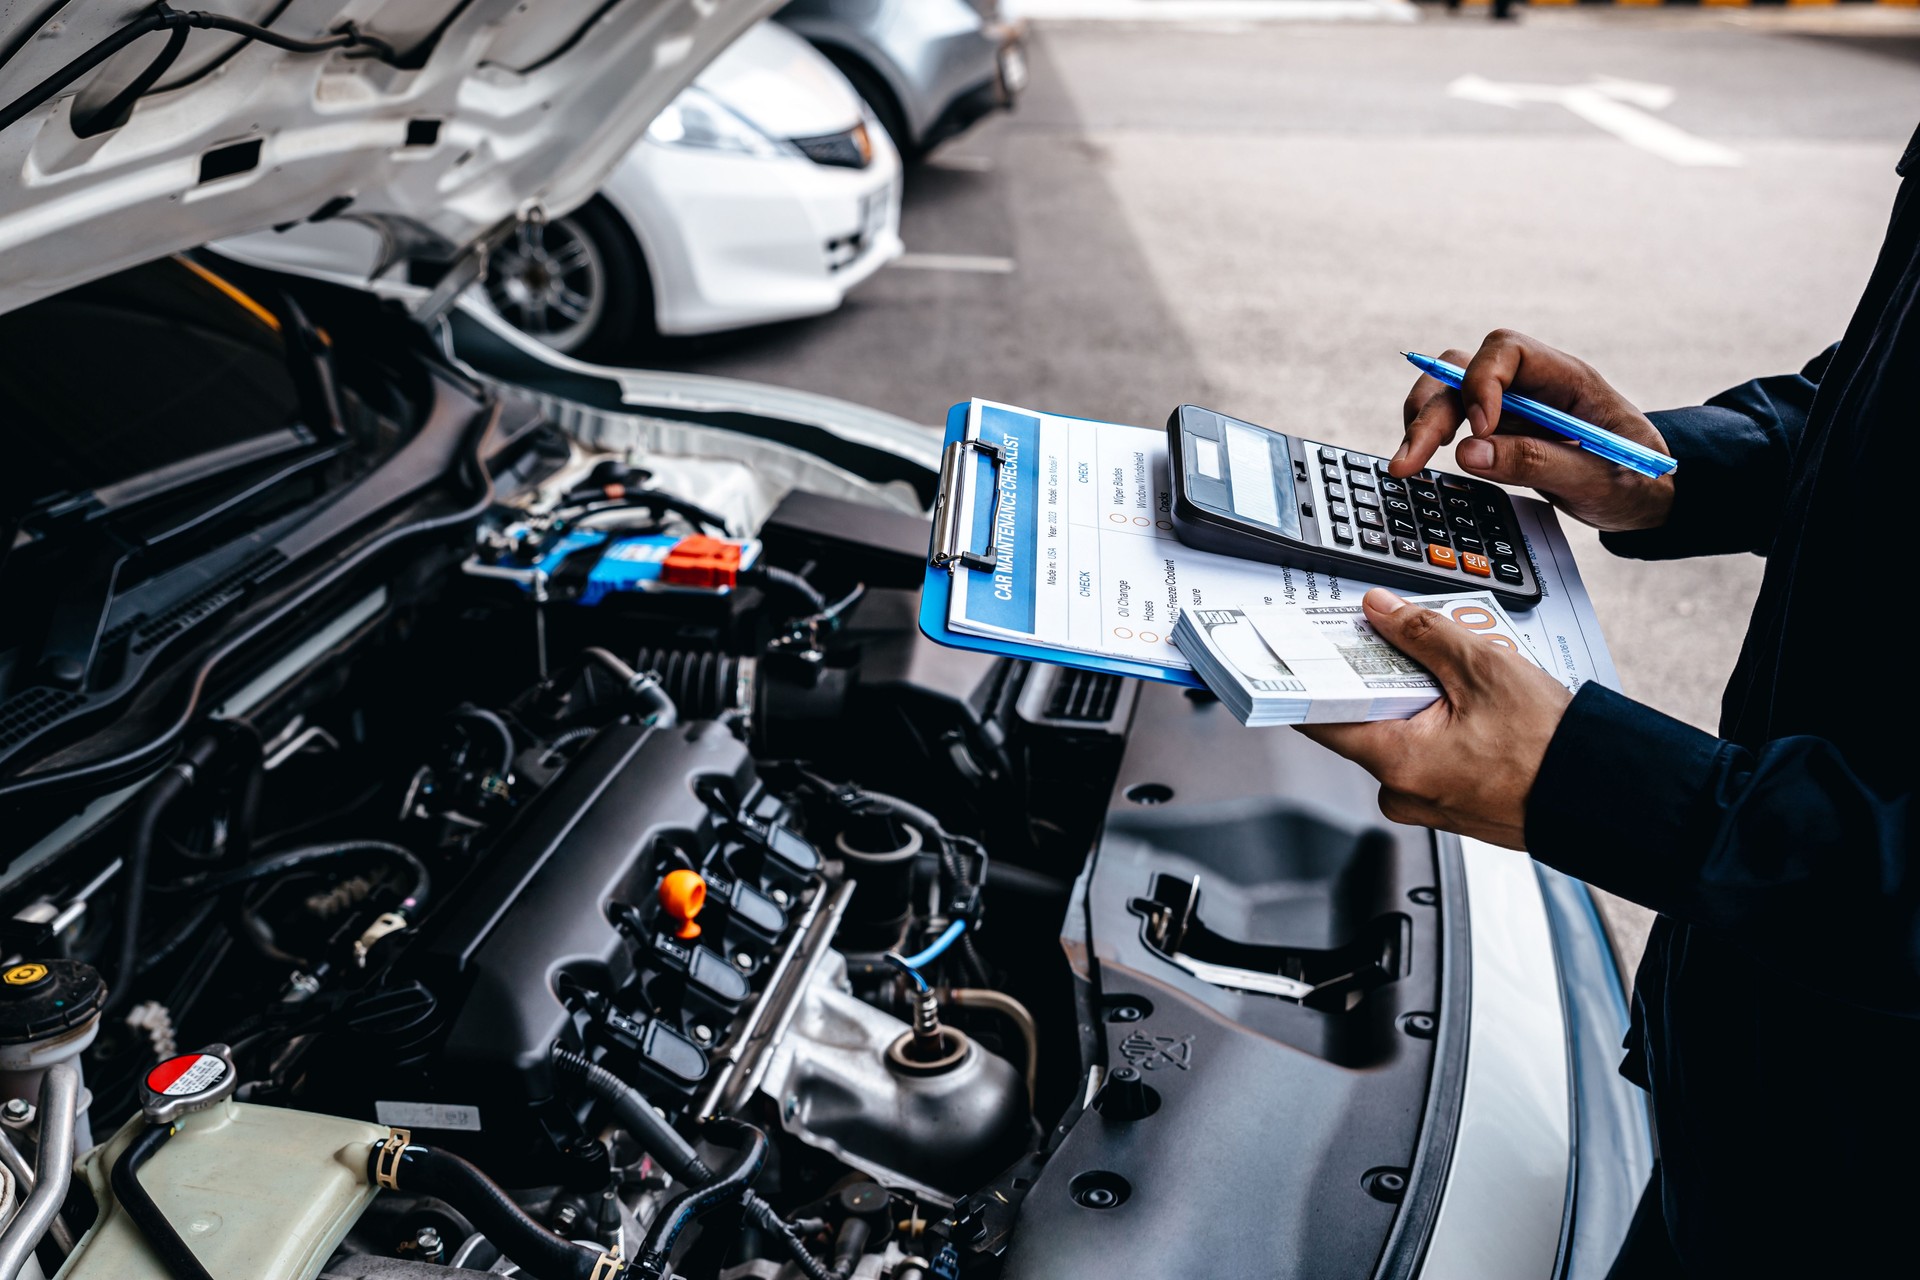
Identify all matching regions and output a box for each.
[926,153,996,173]
[1447,74,1743,168]
[1005,0,1415,21]
[890,253,1018,274]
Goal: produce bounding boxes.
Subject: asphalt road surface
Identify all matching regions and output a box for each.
[647,7,1919,957]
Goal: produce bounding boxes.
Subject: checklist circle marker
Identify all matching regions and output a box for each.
[1156,520,1173,530]
[1113,627,1133,640]
[1139,632,1158,644]
[1133,516,1149,526]
[1108,513,1126,523]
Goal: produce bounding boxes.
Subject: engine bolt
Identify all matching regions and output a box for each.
[733,951,754,972]
[770,888,790,907]
[1,1099,32,1125]
[414,1227,443,1262]
[693,1024,714,1044]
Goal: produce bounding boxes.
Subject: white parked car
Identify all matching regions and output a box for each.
[210,21,901,360]
[479,21,902,357]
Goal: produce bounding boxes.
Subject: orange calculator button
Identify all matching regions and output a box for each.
[1460,552,1491,577]
[1426,544,1458,570]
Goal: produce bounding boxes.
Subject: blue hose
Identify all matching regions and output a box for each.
[897,918,966,972]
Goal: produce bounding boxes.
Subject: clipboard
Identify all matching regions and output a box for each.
[917,401,1201,687]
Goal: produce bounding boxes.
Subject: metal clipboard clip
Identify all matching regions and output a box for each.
[930,436,1004,573]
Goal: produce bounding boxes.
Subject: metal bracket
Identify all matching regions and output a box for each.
[930,437,1005,574]
[588,1250,624,1280]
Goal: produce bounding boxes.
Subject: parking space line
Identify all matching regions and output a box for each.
[926,153,996,173]
[890,253,1018,273]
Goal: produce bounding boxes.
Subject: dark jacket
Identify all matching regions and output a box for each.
[1526,123,1920,1275]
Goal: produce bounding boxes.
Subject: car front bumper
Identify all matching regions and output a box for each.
[605,133,904,338]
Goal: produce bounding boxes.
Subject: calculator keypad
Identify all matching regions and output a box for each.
[1310,444,1528,590]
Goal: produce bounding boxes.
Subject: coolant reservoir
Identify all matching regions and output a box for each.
[54,1100,388,1280]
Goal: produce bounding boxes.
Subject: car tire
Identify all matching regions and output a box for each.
[817,48,916,163]
[481,195,653,361]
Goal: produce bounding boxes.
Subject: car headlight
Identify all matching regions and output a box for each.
[647,86,798,159]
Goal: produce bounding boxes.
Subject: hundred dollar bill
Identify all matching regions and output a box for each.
[1172,593,1544,726]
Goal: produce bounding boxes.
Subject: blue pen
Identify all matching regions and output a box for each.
[1402,352,1677,479]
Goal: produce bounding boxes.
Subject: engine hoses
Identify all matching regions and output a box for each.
[552,1048,714,1187]
[111,1124,215,1280]
[636,1119,766,1280]
[553,1053,841,1280]
[367,1138,623,1280]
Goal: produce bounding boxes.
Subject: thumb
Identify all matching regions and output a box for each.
[1362,588,1480,696]
[1454,432,1610,498]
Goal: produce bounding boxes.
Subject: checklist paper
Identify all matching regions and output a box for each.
[940,398,1619,696]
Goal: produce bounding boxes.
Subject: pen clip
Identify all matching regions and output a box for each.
[931,436,1005,574]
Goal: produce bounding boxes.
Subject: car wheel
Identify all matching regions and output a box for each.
[482,196,651,359]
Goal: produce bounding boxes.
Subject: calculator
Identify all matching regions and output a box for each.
[1166,405,1543,610]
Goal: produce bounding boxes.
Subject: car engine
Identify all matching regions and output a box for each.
[0,335,1449,1280]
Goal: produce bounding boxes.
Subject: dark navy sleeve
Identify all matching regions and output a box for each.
[1527,683,1919,1015]
[1600,347,1834,561]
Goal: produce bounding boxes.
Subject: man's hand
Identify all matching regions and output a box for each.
[1390,329,1676,534]
[1299,588,1573,849]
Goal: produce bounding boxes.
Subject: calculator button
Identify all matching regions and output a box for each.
[1383,497,1412,516]
[1489,539,1518,561]
[1319,446,1343,464]
[1324,481,1346,501]
[1419,524,1451,545]
[1426,544,1458,570]
[1412,484,1440,504]
[1380,478,1408,499]
[1460,552,1491,577]
[1360,528,1391,553]
[1355,508,1384,530]
[1323,464,1343,485]
[1347,472,1377,493]
[1376,458,1399,475]
[1391,536,1422,561]
[1450,515,1478,535]
[1330,523,1355,545]
[1477,498,1503,520]
[1329,501,1351,522]
[1345,451,1376,468]
[1439,474,1473,491]
[1389,517,1418,539]
[1446,495,1473,514]
[1494,561,1524,585]
[1454,535,1485,556]
[1418,505,1446,524]
[1354,489,1380,510]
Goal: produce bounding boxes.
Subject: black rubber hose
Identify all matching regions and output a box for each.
[551,1051,840,1280]
[551,1048,714,1187]
[104,732,224,1016]
[749,565,828,617]
[637,1119,766,1279]
[113,1124,216,1280]
[453,705,516,778]
[156,840,430,913]
[368,1142,619,1280]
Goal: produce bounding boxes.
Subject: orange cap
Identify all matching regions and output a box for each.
[659,869,707,940]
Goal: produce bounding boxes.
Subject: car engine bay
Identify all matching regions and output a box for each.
[0,268,1455,1280]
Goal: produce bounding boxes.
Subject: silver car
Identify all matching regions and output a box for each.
[776,0,1028,159]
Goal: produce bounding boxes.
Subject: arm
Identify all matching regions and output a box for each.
[1529,682,1917,1015]
[1602,347,1833,561]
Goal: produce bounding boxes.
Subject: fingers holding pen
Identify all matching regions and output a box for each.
[1391,346,1474,477]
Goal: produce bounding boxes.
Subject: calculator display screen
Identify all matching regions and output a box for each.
[1206,420,1299,539]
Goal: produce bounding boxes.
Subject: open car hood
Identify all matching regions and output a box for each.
[0,0,780,318]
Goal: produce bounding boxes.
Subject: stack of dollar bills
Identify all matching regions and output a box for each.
[1171,593,1545,726]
